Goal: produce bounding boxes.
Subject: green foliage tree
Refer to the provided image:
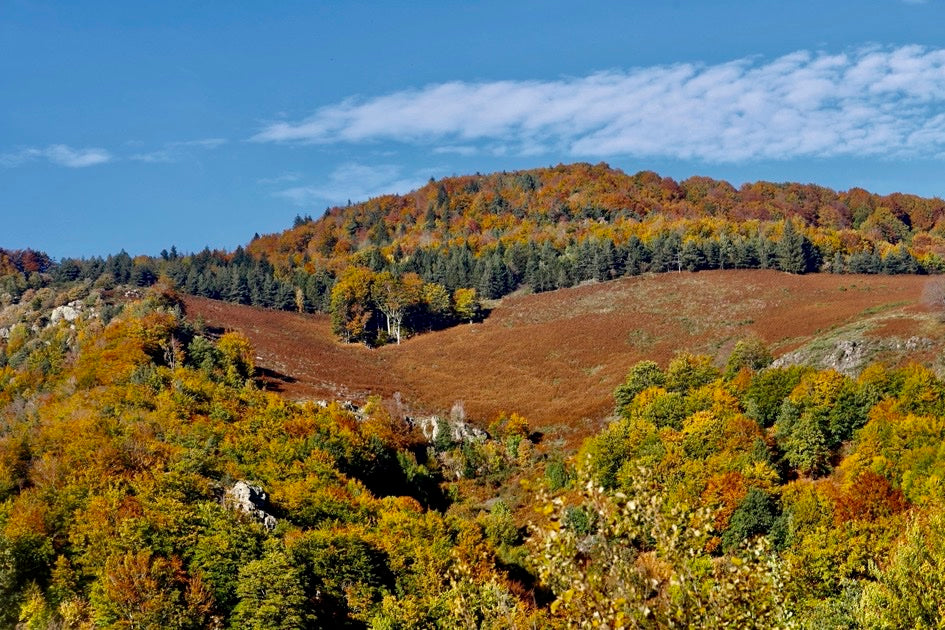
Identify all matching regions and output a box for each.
[528,465,791,628]
[613,360,665,412]
[777,220,818,274]
[665,352,720,393]
[776,402,831,477]
[722,487,779,552]
[745,366,810,427]
[725,337,773,378]
[857,510,945,628]
[232,543,308,630]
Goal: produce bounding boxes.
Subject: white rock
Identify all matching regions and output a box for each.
[50,305,79,324]
[224,481,278,531]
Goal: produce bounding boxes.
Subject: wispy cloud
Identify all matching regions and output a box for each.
[272,163,433,206]
[253,45,945,162]
[0,144,112,168]
[432,145,479,156]
[257,172,302,185]
[130,137,227,163]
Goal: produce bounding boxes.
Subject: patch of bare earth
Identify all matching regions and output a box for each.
[184,270,941,446]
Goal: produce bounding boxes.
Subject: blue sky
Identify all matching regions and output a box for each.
[3,1,945,258]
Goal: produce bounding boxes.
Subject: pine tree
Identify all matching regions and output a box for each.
[227,271,251,305]
[776,220,816,274]
[621,236,649,276]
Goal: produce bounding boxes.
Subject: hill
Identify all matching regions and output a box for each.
[184,269,942,446]
[8,165,945,625]
[248,162,945,275]
[41,162,945,350]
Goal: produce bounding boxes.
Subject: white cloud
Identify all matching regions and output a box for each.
[0,144,112,168]
[170,138,227,149]
[432,145,478,156]
[130,137,227,163]
[130,149,175,164]
[253,45,945,163]
[274,163,433,206]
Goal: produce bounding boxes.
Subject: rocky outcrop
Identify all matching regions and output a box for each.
[50,300,98,326]
[50,304,80,324]
[409,415,488,445]
[773,335,933,376]
[224,481,277,531]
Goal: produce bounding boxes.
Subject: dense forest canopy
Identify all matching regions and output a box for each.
[2,280,945,626]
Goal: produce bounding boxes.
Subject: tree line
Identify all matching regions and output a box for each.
[0,215,930,348]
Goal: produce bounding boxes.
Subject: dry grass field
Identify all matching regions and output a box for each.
[184,270,942,446]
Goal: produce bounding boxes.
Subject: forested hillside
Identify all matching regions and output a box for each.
[3,280,945,627]
[36,163,945,346]
[5,163,945,625]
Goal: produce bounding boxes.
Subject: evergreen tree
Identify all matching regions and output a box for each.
[196,271,215,298]
[680,240,707,272]
[650,233,682,272]
[56,259,82,282]
[573,240,595,282]
[184,268,200,294]
[776,220,817,274]
[848,249,882,274]
[594,239,616,281]
[424,204,437,230]
[106,251,133,283]
[556,256,575,288]
[733,237,760,269]
[477,256,504,299]
[276,282,297,311]
[227,270,251,305]
[754,235,775,269]
[621,236,649,276]
[881,247,920,274]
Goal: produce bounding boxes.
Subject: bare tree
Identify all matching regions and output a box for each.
[923,277,945,320]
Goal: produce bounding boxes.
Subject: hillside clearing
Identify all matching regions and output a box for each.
[184,270,940,446]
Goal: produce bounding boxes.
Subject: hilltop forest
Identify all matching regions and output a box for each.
[4,164,945,627]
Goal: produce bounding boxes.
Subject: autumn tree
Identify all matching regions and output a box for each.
[330,266,376,344]
[89,551,212,629]
[371,271,423,344]
[725,337,773,378]
[452,287,480,323]
[231,543,308,629]
[528,465,791,628]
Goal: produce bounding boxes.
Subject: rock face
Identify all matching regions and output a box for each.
[409,416,488,444]
[50,304,79,324]
[823,339,869,374]
[224,481,277,531]
[772,335,933,376]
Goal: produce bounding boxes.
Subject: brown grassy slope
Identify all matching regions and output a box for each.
[184,270,940,446]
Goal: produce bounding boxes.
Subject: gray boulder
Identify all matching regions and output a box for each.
[50,305,79,324]
[224,481,277,531]
[410,415,488,445]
